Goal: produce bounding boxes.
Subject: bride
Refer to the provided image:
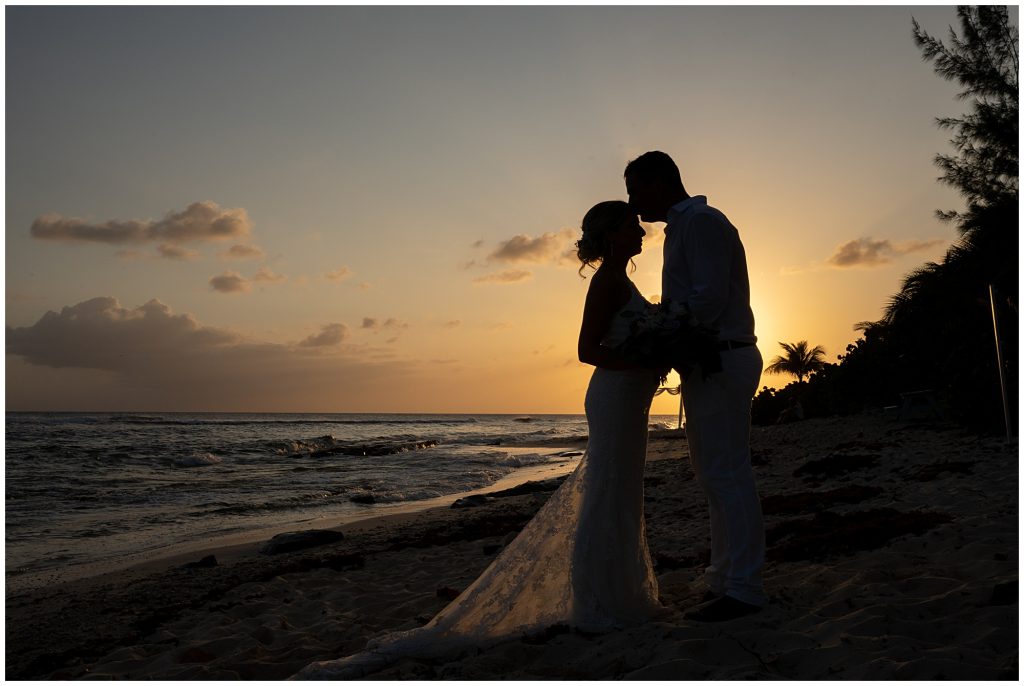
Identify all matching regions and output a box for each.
[294,200,665,679]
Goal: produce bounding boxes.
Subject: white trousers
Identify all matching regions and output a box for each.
[681,345,766,606]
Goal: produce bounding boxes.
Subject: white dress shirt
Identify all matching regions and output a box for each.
[662,196,756,344]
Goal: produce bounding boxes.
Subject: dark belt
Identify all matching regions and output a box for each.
[717,340,755,351]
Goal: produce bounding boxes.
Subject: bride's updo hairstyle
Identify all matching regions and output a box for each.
[576,200,634,277]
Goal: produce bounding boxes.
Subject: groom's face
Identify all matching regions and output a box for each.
[625,174,664,223]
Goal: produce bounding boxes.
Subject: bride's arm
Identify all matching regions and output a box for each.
[578,273,633,370]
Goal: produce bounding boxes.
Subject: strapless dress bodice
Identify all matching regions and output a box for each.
[600,283,650,348]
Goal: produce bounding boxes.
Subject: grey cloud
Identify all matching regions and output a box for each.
[826,237,946,268]
[157,244,200,261]
[5,297,238,371]
[210,271,251,293]
[299,323,349,347]
[442,320,462,329]
[362,317,407,331]
[473,269,532,284]
[487,229,575,264]
[30,201,251,245]
[6,297,422,411]
[220,244,265,260]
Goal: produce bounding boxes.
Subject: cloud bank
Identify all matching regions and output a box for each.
[6,297,239,371]
[6,297,420,411]
[30,201,251,245]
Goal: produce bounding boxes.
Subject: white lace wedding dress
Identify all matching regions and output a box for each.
[293,284,662,679]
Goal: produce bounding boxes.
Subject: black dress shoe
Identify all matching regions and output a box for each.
[699,589,723,604]
[684,595,762,622]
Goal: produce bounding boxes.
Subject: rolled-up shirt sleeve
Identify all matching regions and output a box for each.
[683,212,732,324]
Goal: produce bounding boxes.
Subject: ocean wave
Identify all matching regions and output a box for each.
[109,416,480,427]
[174,453,223,467]
[460,451,554,468]
[273,435,441,458]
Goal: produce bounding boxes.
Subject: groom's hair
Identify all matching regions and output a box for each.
[624,151,684,190]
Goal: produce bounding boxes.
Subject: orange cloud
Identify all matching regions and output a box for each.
[253,266,287,283]
[325,266,353,282]
[473,269,532,284]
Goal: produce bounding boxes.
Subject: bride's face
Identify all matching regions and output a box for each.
[609,215,646,258]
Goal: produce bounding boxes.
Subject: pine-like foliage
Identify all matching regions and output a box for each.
[913,6,1018,238]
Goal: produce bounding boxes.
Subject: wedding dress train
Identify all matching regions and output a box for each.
[294,293,661,679]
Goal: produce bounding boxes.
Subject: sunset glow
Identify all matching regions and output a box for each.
[6,5,989,414]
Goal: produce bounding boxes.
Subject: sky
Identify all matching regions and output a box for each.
[5,4,1003,414]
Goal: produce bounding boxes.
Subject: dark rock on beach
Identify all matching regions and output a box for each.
[989,579,1017,606]
[793,453,880,480]
[766,508,952,562]
[487,476,567,499]
[450,497,493,507]
[436,586,462,601]
[180,555,218,570]
[259,530,345,555]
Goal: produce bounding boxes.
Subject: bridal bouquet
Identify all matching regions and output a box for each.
[617,299,721,382]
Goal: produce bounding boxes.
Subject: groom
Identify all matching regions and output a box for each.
[625,151,766,622]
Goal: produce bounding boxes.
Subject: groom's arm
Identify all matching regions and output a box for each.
[683,212,732,326]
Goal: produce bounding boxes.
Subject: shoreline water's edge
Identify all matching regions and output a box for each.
[7,416,1015,680]
[4,436,594,596]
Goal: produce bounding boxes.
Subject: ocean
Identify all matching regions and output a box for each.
[6,412,679,589]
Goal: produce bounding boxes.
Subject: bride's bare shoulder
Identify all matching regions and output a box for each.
[585,268,630,308]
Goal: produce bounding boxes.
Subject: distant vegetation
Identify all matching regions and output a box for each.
[753,6,1018,433]
[764,341,827,384]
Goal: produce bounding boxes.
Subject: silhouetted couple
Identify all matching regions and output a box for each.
[295,151,765,679]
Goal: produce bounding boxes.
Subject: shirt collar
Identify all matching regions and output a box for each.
[667,195,707,223]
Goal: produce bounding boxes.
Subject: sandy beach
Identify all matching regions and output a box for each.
[6,413,1018,680]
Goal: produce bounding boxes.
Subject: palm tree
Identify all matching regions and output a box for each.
[765,341,827,384]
